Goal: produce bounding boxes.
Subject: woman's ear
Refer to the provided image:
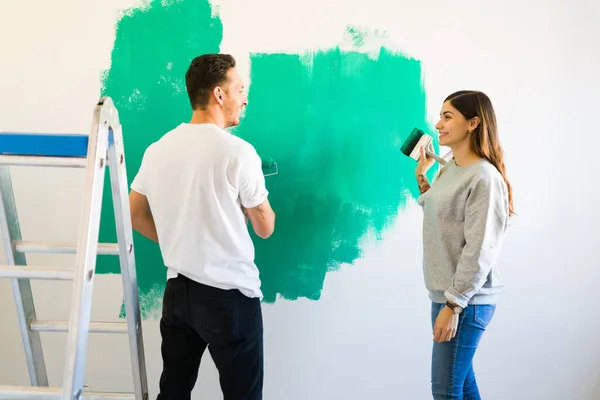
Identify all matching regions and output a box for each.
[469,116,481,130]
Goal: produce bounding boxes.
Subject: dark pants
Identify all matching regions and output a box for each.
[430,302,496,400]
[157,274,263,400]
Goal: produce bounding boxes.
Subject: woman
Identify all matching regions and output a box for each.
[415,90,513,399]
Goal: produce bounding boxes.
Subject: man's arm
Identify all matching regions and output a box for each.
[129,190,158,242]
[243,198,275,239]
[238,148,276,239]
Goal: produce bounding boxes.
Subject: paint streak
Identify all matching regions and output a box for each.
[232,49,430,303]
[97,0,434,316]
[346,26,367,47]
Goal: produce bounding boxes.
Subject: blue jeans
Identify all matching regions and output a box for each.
[430,302,496,400]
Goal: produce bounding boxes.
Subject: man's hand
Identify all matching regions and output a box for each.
[433,305,459,342]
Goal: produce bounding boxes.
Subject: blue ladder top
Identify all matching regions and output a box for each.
[0,132,113,158]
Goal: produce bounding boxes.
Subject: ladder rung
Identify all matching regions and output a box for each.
[15,241,120,255]
[0,266,75,280]
[0,155,87,168]
[30,320,127,334]
[0,385,135,399]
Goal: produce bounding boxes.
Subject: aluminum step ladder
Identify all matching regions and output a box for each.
[0,97,149,400]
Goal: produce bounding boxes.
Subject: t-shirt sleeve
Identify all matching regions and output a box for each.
[130,148,150,195]
[238,147,269,209]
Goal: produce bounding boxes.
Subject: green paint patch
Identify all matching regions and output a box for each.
[233,48,430,303]
[97,0,433,316]
[97,0,223,318]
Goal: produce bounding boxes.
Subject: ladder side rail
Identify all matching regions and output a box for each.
[107,121,149,400]
[61,99,111,400]
[0,166,49,386]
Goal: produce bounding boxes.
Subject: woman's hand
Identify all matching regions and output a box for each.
[433,305,459,342]
[415,142,436,176]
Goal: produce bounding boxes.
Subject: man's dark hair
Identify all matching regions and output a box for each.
[185,53,236,110]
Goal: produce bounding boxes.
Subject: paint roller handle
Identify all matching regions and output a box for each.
[425,149,447,165]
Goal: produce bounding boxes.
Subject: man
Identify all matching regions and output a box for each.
[129,53,275,400]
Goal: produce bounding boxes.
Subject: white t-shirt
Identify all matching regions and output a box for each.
[130,123,268,299]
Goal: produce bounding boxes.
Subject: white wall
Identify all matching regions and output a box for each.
[1,0,599,399]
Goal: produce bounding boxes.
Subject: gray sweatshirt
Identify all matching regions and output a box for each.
[417,158,510,308]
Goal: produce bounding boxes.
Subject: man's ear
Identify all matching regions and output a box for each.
[213,86,225,106]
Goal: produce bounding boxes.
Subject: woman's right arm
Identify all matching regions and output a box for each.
[416,173,431,194]
[417,174,431,194]
[415,144,435,194]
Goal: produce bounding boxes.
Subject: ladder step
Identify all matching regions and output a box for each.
[0,386,135,399]
[0,266,75,280]
[0,133,89,158]
[15,241,120,255]
[0,132,94,167]
[30,320,127,334]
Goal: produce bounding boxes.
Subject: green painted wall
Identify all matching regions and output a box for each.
[97,0,435,316]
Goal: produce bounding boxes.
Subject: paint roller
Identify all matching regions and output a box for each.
[400,128,447,165]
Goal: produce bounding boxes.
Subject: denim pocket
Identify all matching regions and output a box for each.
[473,304,496,328]
[239,297,263,338]
[199,297,242,345]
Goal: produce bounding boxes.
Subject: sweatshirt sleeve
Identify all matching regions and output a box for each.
[444,174,509,308]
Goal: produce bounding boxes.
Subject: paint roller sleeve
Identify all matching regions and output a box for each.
[260,156,274,169]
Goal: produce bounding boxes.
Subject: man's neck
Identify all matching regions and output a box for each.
[189,108,226,129]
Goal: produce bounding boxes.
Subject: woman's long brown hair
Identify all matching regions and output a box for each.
[445,90,515,216]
